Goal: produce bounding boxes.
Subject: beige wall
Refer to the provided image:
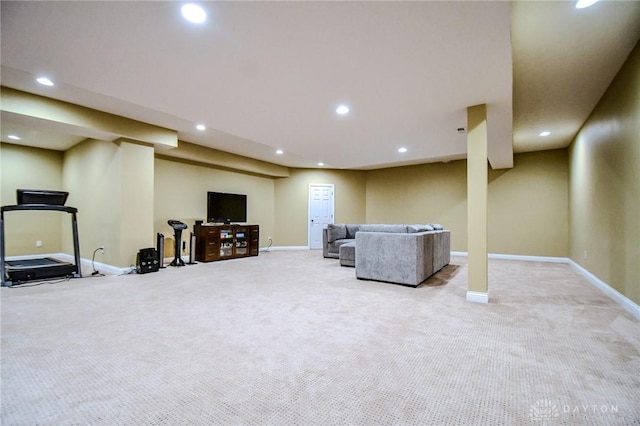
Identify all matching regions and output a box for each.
[569,41,639,305]
[366,161,468,250]
[63,139,120,265]
[366,149,569,256]
[63,139,155,267]
[1,138,572,267]
[274,169,366,246]
[1,143,64,255]
[154,157,276,248]
[489,149,568,257]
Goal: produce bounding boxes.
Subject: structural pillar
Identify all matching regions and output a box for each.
[466,104,489,303]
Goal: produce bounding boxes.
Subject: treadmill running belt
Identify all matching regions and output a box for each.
[5,258,71,268]
[5,257,76,283]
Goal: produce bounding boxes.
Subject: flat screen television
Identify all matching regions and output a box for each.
[207,192,247,224]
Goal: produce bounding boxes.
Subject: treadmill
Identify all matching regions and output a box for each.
[1,189,82,287]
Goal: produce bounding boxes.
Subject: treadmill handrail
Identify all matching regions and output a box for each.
[1,203,81,286]
[1,204,78,213]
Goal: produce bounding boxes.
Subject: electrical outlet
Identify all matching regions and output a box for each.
[268,236,272,241]
[36,240,43,247]
[100,246,105,253]
[583,250,588,260]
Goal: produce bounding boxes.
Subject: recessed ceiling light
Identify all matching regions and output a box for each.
[181,3,207,23]
[576,0,598,9]
[196,124,206,131]
[539,131,551,137]
[276,149,284,155]
[36,77,54,86]
[398,147,408,153]
[8,135,21,140]
[336,105,349,115]
[318,162,324,166]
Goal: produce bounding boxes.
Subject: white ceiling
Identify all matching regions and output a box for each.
[1,1,639,170]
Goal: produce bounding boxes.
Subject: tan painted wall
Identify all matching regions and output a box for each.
[273,169,366,246]
[0,143,64,255]
[366,161,468,251]
[489,149,568,257]
[63,139,122,266]
[2,139,571,267]
[63,139,155,267]
[154,157,275,249]
[569,42,640,305]
[366,150,569,256]
[118,141,155,262]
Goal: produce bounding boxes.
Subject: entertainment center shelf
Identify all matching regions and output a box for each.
[194,224,259,262]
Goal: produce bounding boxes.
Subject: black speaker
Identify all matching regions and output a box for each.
[187,231,197,265]
[156,233,165,269]
[137,247,159,274]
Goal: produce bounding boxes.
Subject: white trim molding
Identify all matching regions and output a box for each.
[451,251,569,263]
[269,246,310,251]
[467,291,489,304]
[488,253,569,263]
[56,253,131,276]
[569,260,640,320]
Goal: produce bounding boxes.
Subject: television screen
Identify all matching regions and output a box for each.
[207,192,247,223]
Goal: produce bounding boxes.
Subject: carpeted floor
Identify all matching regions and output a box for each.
[1,251,638,425]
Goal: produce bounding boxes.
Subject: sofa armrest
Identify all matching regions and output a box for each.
[323,228,330,258]
[355,231,435,286]
[432,231,451,272]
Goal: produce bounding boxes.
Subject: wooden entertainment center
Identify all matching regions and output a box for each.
[194,223,259,262]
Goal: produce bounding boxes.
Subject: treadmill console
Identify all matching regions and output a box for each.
[17,189,69,206]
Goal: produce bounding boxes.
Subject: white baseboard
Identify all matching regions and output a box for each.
[488,253,569,263]
[467,291,489,303]
[56,253,131,276]
[269,246,309,251]
[451,251,568,263]
[568,260,640,320]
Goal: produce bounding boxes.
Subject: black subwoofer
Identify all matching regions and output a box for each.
[137,248,159,274]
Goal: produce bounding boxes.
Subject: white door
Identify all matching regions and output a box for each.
[308,184,334,249]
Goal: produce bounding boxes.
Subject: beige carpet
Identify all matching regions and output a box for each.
[1,251,638,425]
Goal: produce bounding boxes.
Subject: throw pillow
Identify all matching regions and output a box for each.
[327,223,347,243]
[346,224,361,239]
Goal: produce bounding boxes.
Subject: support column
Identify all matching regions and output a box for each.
[467,104,489,303]
[63,138,154,268]
[117,139,155,265]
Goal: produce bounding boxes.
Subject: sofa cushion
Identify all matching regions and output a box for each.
[346,224,361,239]
[430,223,444,230]
[329,238,356,254]
[327,223,347,243]
[359,224,409,233]
[339,242,356,267]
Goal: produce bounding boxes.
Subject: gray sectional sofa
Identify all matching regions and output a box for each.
[322,223,451,287]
